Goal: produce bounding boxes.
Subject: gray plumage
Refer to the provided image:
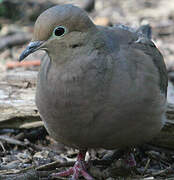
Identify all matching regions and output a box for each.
[137,24,152,39]
[20,4,168,150]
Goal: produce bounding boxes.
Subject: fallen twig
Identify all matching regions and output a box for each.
[0,135,27,146]
[6,60,41,69]
[36,161,74,171]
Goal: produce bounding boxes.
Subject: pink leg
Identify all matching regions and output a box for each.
[126,152,137,167]
[51,149,94,180]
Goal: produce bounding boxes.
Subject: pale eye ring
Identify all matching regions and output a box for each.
[53,26,67,37]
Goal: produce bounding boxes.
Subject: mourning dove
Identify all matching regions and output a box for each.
[19,4,168,180]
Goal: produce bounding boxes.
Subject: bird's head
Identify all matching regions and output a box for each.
[19,4,96,61]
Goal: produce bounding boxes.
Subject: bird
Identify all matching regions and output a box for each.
[19,4,168,180]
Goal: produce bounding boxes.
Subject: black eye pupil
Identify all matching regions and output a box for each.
[54,27,65,36]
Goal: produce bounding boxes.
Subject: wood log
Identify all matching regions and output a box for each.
[0,70,42,129]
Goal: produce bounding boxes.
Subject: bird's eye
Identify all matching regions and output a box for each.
[53,26,67,37]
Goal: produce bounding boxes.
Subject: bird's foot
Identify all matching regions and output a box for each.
[52,161,93,180]
[101,149,137,167]
[51,150,94,180]
[125,152,136,167]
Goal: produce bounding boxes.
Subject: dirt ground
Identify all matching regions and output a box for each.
[0,0,174,179]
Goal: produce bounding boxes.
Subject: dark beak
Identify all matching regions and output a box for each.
[19,41,44,61]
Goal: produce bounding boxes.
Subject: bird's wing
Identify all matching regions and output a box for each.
[130,35,168,96]
[136,24,152,39]
[104,25,168,96]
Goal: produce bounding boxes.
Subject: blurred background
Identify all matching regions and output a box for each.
[0,0,174,179]
[1,0,174,67]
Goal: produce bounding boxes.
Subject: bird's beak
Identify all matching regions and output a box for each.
[19,41,44,61]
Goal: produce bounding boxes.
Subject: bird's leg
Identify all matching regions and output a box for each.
[101,149,136,167]
[125,151,137,167]
[51,149,94,180]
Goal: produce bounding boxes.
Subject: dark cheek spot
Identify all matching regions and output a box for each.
[72,44,80,48]
[69,43,83,48]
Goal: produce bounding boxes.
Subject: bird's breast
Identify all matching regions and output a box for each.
[35,57,111,147]
[35,54,166,149]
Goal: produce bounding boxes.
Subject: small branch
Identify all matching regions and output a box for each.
[0,135,27,146]
[0,33,32,51]
[36,161,74,171]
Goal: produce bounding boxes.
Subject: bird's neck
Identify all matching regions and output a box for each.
[44,30,113,82]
